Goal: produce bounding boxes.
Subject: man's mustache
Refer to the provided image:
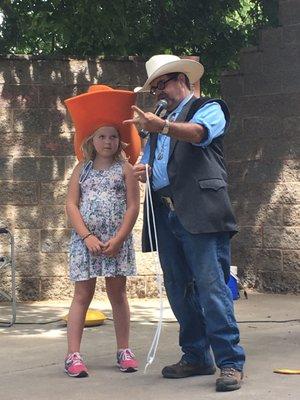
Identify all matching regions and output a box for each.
[158,93,168,101]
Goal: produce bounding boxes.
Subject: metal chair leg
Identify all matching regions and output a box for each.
[0,228,16,327]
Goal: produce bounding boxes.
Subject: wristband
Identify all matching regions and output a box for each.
[161,119,170,135]
[82,233,92,241]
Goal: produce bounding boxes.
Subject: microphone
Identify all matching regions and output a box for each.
[154,99,168,115]
[139,99,168,139]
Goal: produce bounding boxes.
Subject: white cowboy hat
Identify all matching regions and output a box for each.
[134,54,204,93]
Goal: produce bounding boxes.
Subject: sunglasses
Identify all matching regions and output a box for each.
[150,75,178,95]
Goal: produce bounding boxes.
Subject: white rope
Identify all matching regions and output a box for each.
[143,163,164,374]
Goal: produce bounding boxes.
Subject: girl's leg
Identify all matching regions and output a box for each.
[105,276,129,349]
[67,278,96,354]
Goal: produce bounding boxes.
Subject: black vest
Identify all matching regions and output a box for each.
[142,96,238,252]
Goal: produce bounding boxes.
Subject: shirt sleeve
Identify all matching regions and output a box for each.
[140,140,150,164]
[189,102,226,147]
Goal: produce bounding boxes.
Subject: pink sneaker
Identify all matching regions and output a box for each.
[64,352,88,377]
[117,348,138,372]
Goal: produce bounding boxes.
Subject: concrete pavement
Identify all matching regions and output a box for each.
[1,292,300,400]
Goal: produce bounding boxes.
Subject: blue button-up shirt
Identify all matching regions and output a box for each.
[140,94,226,191]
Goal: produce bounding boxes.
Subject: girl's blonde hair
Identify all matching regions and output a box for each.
[81,127,128,162]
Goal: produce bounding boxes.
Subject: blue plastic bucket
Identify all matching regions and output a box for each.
[227,266,239,300]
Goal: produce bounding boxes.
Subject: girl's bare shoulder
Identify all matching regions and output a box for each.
[70,160,85,178]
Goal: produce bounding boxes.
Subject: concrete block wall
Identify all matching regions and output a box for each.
[221,0,300,292]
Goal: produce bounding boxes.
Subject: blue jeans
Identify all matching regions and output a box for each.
[155,204,245,371]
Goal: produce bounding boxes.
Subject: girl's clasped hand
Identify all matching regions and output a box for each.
[84,235,122,257]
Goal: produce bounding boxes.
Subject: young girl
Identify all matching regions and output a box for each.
[64,86,141,378]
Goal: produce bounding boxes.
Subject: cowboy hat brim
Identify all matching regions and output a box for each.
[134,59,204,93]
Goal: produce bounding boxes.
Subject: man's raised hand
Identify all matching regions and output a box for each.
[123,105,165,133]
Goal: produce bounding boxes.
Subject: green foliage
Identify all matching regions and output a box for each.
[0,0,279,95]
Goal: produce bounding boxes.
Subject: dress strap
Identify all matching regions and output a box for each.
[79,160,93,184]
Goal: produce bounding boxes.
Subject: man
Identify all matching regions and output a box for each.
[124,54,245,392]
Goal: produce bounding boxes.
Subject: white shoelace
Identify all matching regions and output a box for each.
[118,348,135,361]
[66,352,83,366]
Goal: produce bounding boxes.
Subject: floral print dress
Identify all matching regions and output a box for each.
[69,160,136,281]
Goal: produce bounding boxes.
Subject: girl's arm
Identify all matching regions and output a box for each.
[102,161,140,256]
[66,162,104,254]
[66,162,90,237]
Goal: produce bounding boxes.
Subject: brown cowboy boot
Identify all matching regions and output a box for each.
[162,359,216,379]
[216,367,243,391]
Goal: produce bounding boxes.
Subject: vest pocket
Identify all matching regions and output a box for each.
[198,178,226,191]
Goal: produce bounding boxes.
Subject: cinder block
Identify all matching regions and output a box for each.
[64,156,78,181]
[259,27,283,50]
[263,226,300,250]
[239,48,262,74]
[40,277,73,300]
[38,84,89,109]
[221,73,244,98]
[0,205,39,229]
[40,135,74,156]
[283,116,300,136]
[283,250,300,272]
[239,93,300,118]
[14,229,40,252]
[258,271,300,292]
[229,182,300,205]
[282,69,300,93]
[232,247,282,274]
[0,157,13,180]
[0,182,38,204]
[11,58,67,85]
[133,228,142,252]
[281,160,300,182]
[244,72,282,95]
[256,271,283,292]
[15,252,68,277]
[0,84,39,108]
[243,117,283,139]
[13,108,68,134]
[0,107,12,132]
[13,157,65,181]
[283,25,300,47]
[136,251,157,276]
[67,59,103,85]
[39,205,67,228]
[0,59,14,84]
[125,276,146,298]
[40,182,68,205]
[235,202,283,226]
[232,226,263,248]
[16,276,40,301]
[40,228,70,253]
[279,0,300,26]
[0,132,40,157]
[283,204,300,226]
[100,59,146,87]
